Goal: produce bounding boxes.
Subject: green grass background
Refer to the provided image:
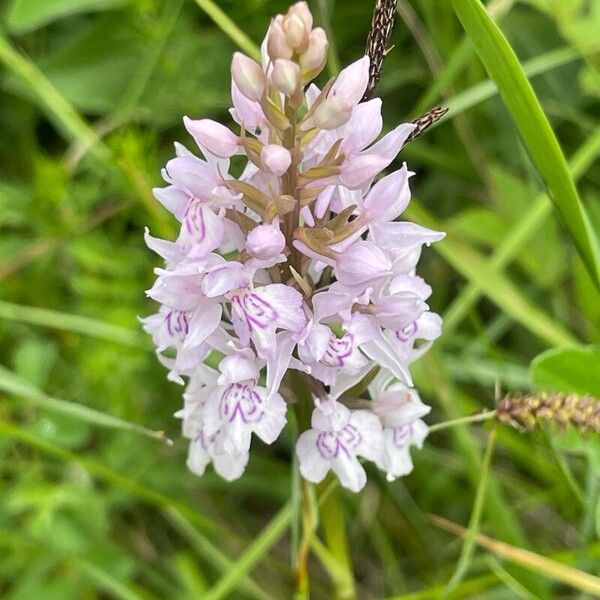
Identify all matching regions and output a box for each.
[0,0,599,597]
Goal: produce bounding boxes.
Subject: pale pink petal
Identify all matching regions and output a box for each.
[255,284,306,333]
[367,122,416,163]
[153,186,189,220]
[363,165,411,223]
[361,333,413,386]
[335,241,392,290]
[341,98,383,154]
[350,410,383,462]
[166,156,219,199]
[330,56,369,107]
[184,302,222,348]
[340,154,388,189]
[266,333,296,395]
[184,117,240,158]
[370,220,445,248]
[178,204,225,259]
[144,227,183,264]
[202,264,250,297]
[218,352,259,384]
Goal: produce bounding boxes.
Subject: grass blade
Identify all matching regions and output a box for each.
[0,27,108,161]
[0,421,219,535]
[191,0,261,61]
[165,508,277,600]
[431,515,600,596]
[203,503,294,600]
[442,129,600,336]
[449,0,600,289]
[439,46,579,127]
[445,427,497,592]
[406,203,578,347]
[0,300,148,348]
[0,364,169,444]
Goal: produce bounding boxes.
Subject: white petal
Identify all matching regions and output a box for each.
[253,391,288,444]
[331,454,367,493]
[187,437,211,476]
[184,302,222,348]
[213,449,249,481]
[350,410,384,463]
[296,430,330,484]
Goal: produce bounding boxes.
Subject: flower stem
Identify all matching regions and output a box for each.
[289,371,317,598]
[428,409,497,433]
[317,480,356,599]
[294,478,317,599]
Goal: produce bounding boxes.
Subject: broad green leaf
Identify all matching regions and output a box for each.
[450,0,600,290]
[5,0,130,34]
[530,345,600,396]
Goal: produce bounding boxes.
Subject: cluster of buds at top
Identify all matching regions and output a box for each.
[142,2,445,492]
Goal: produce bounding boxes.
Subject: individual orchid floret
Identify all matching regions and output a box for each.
[296,397,383,492]
[144,1,444,490]
[370,376,431,481]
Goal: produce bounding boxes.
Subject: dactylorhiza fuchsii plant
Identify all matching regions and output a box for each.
[142,1,444,493]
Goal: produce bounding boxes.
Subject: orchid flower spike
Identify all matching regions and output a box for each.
[144,2,444,491]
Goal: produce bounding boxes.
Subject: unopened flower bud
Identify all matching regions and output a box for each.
[288,2,313,31]
[312,97,352,130]
[267,20,293,61]
[261,144,292,176]
[183,117,239,158]
[231,52,266,102]
[271,59,300,96]
[300,28,328,79]
[282,14,308,50]
[246,221,286,260]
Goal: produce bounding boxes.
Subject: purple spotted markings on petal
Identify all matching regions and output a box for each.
[193,429,208,449]
[182,200,207,245]
[165,310,189,340]
[220,383,264,424]
[231,292,278,331]
[396,321,418,342]
[391,423,414,448]
[321,333,354,367]
[316,424,362,459]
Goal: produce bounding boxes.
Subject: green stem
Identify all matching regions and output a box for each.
[289,372,356,599]
[317,481,356,599]
[428,410,497,433]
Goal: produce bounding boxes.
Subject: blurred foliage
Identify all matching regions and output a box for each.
[0,0,599,598]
